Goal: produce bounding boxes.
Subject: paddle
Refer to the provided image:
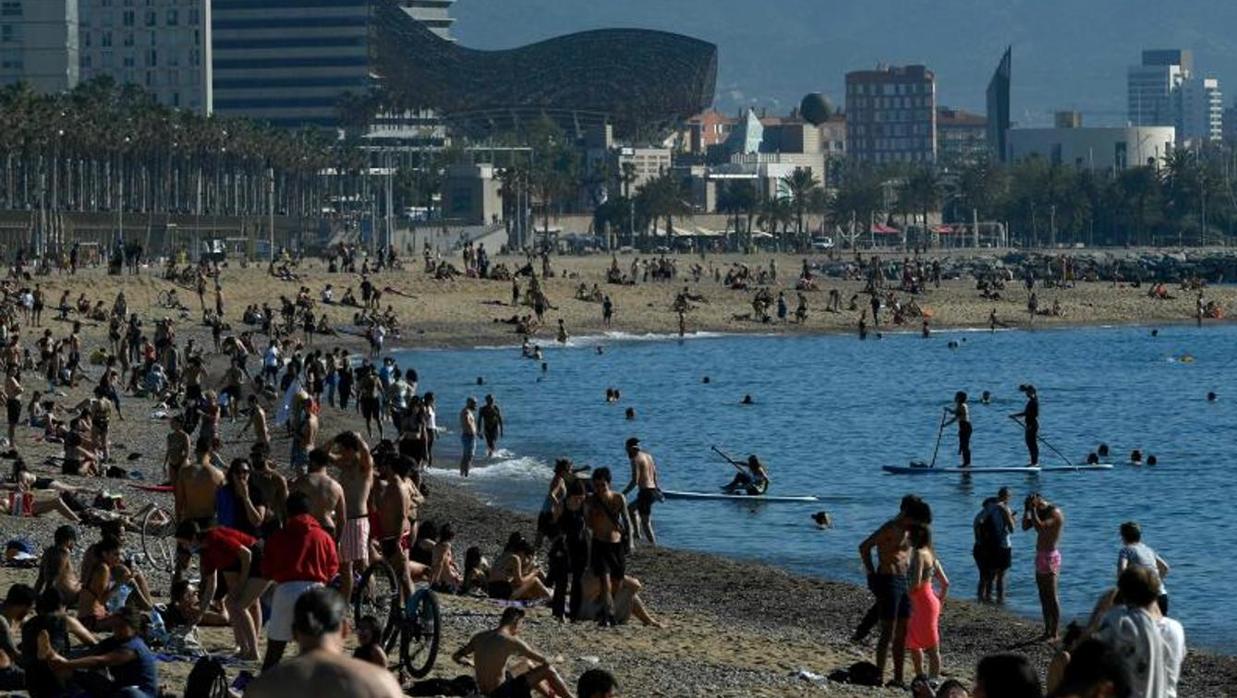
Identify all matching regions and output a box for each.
[1007,415,1074,466]
[928,408,948,468]
[711,445,746,473]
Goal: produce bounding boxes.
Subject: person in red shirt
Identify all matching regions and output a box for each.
[175,521,271,661]
[260,492,340,671]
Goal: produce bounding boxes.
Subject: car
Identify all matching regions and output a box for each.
[811,236,835,250]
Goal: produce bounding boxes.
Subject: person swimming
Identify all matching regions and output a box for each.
[980,391,992,405]
[624,407,635,420]
[740,395,754,405]
[1207,391,1217,402]
[1146,454,1158,465]
[1098,443,1110,458]
[812,511,832,528]
[1130,449,1143,464]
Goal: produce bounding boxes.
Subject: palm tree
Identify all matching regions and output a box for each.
[757,195,794,250]
[781,167,821,251]
[903,167,940,248]
[716,180,756,251]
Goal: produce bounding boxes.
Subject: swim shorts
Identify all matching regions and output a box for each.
[589,539,626,581]
[989,546,1012,571]
[380,533,410,560]
[488,673,533,698]
[487,580,514,600]
[870,572,911,620]
[461,433,477,457]
[339,517,370,564]
[268,581,322,642]
[6,398,19,426]
[1035,549,1062,576]
[635,488,661,517]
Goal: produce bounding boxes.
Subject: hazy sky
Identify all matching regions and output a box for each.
[451,0,1237,127]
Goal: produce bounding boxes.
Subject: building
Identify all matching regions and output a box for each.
[400,0,453,39]
[682,109,736,156]
[1007,126,1175,171]
[0,0,78,94]
[936,107,987,165]
[1224,102,1237,141]
[79,0,211,114]
[845,64,937,164]
[1178,77,1222,144]
[986,47,1011,162]
[440,163,501,225]
[1055,111,1083,129]
[1129,49,1190,128]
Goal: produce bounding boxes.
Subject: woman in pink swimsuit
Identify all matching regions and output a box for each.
[906,524,951,680]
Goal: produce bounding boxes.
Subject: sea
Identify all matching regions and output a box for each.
[393,324,1236,651]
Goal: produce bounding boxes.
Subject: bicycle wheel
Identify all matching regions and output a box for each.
[139,507,176,574]
[400,588,440,679]
[354,561,401,655]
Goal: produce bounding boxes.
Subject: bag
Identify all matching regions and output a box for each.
[185,655,228,698]
[408,675,478,697]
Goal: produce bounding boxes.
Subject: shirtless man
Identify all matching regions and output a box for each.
[459,397,478,476]
[372,454,415,604]
[34,525,80,603]
[175,441,225,526]
[290,449,346,541]
[251,444,289,532]
[1022,492,1065,640]
[0,584,33,690]
[330,432,374,607]
[452,607,574,698]
[478,395,504,458]
[623,437,660,546]
[858,494,931,687]
[291,399,319,475]
[245,588,403,698]
[586,467,633,628]
[240,395,270,448]
[163,416,191,486]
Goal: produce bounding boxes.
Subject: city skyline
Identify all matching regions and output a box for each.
[452,0,1237,127]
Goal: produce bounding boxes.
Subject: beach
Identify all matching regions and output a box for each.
[1,251,1235,696]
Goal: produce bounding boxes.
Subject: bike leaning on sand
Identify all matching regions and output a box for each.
[353,559,441,679]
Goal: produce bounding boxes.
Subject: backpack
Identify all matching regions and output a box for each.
[185,656,228,698]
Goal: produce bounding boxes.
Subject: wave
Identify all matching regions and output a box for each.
[470,330,734,351]
[430,454,553,482]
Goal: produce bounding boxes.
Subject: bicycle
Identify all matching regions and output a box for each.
[354,560,441,679]
[139,506,178,574]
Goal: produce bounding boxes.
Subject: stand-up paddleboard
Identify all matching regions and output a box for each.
[661,490,820,503]
[882,464,1113,475]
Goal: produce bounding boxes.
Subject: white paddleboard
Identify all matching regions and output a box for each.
[882,464,1113,475]
[661,490,820,503]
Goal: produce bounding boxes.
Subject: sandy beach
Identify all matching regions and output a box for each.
[1,252,1235,696]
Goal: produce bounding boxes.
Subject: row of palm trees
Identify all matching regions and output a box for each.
[0,78,365,222]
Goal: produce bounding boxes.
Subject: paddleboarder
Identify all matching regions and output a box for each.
[942,392,972,467]
[1011,384,1040,467]
[722,454,770,496]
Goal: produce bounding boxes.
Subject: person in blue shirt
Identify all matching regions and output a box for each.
[49,605,157,698]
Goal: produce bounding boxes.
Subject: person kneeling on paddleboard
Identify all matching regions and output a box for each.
[723,455,770,496]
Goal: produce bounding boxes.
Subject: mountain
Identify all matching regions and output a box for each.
[451,0,1237,127]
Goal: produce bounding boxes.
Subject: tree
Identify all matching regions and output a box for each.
[781,167,821,251]
[635,173,689,251]
[716,180,757,251]
[757,195,794,250]
[828,163,886,249]
[903,166,940,248]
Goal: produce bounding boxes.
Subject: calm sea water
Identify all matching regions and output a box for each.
[395,324,1236,650]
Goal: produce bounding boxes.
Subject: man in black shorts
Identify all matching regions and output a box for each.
[586,467,632,628]
[4,366,21,446]
[452,607,573,698]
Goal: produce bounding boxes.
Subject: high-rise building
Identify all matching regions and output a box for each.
[1179,76,1222,144]
[845,64,936,164]
[937,107,987,165]
[79,0,211,114]
[1128,49,1189,128]
[0,0,78,94]
[212,0,372,128]
[986,47,1011,163]
[400,0,453,40]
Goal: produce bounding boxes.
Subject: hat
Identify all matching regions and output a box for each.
[625,437,640,449]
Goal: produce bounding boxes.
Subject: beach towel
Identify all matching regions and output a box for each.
[130,484,175,493]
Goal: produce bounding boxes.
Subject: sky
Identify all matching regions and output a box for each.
[451,0,1237,127]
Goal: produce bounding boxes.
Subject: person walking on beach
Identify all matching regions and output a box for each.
[857,494,931,687]
[459,397,478,476]
[586,467,633,629]
[906,524,949,680]
[943,392,971,467]
[478,395,504,459]
[973,488,1014,603]
[1011,384,1040,467]
[1117,521,1171,615]
[623,437,660,546]
[1022,492,1064,641]
[602,295,613,327]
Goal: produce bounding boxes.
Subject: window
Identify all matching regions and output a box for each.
[146,47,156,67]
[0,2,21,18]
[145,10,156,26]
[166,8,178,25]
[0,24,17,43]
[123,55,134,67]
[122,10,134,26]
[188,8,199,25]
[83,31,91,47]
[121,32,132,47]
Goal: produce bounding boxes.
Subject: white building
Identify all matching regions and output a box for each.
[1007,126,1175,171]
[1178,77,1222,144]
[0,0,78,94]
[79,0,211,114]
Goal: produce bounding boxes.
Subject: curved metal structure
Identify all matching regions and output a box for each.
[372,0,718,138]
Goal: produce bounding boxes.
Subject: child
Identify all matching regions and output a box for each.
[352,615,387,668]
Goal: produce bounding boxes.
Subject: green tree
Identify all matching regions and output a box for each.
[781,167,821,251]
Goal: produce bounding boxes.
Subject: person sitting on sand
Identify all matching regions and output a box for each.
[352,615,387,669]
[577,570,663,628]
[163,580,229,630]
[487,533,551,602]
[21,587,100,698]
[33,526,80,604]
[429,524,464,593]
[452,607,574,698]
